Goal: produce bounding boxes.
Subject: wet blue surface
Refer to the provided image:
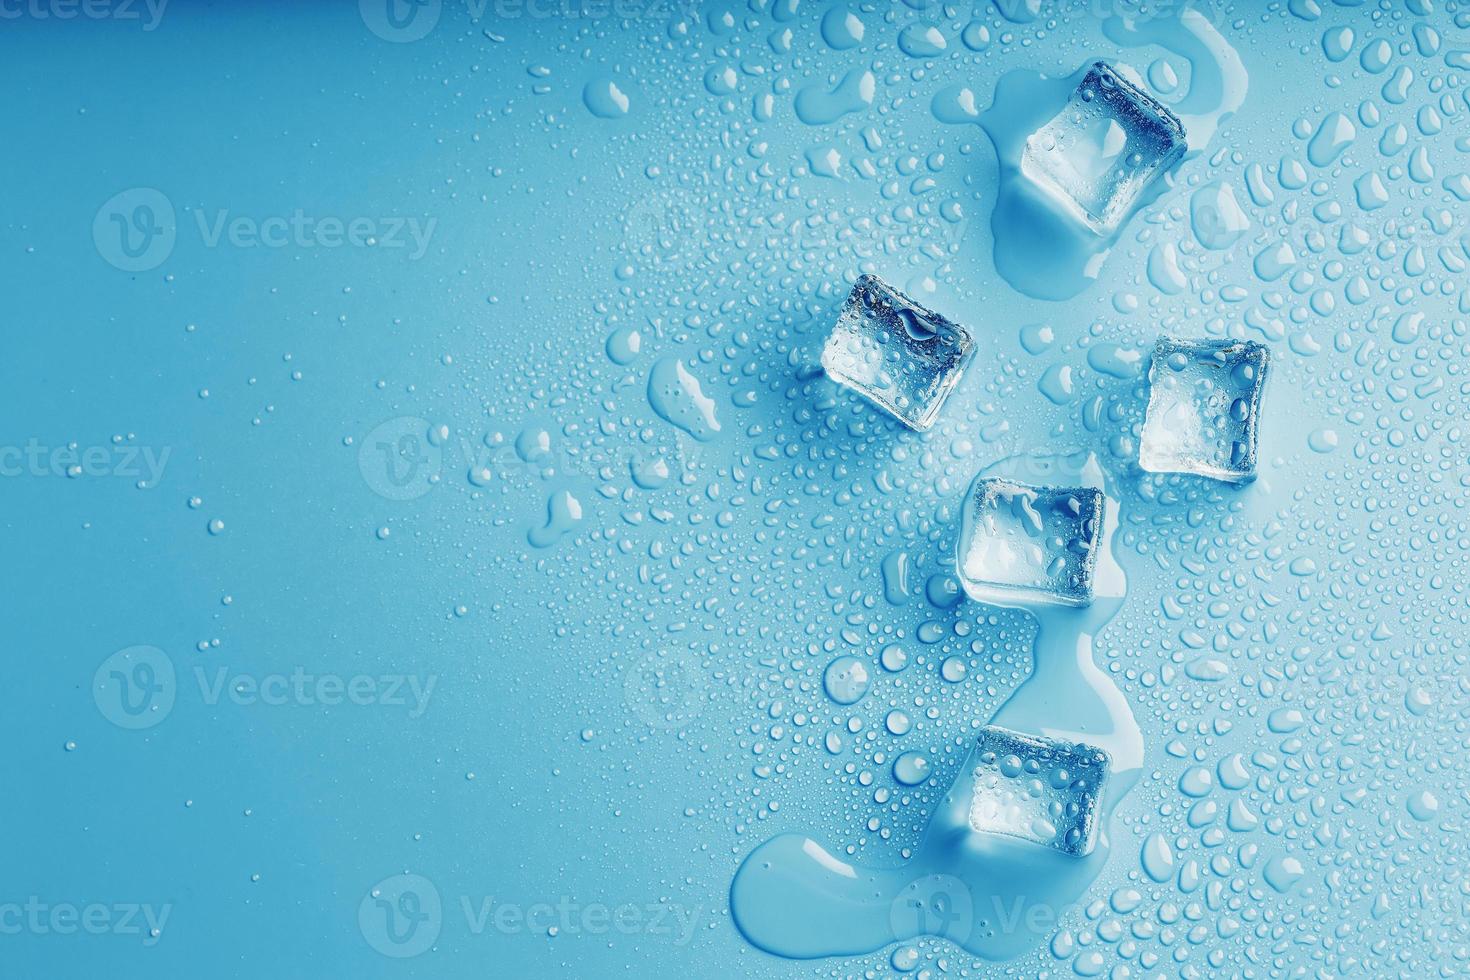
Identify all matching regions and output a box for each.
[5,2,1470,977]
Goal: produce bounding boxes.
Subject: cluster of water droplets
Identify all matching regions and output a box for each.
[329,2,1470,975]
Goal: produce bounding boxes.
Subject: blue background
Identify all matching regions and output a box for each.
[4,0,1469,976]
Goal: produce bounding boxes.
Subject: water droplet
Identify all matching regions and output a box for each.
[823,656,870,705]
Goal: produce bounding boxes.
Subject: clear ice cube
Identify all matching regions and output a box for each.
[821,274,976,431]
[967,725,1110,857]
[956,478,1105,608]
[1021,62,1187,234]
[1139,336,1271,484]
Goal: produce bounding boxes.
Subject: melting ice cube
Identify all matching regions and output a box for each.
[967,725,1110,857]
[1139,336,1271,484]
[821,274,976,431]
[1021,62,1186,234]
[956,478,1105,608]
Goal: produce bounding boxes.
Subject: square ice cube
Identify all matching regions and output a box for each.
[1021,62,1187,234]
[967,725,1110,857]
[956,478,1105,608]
[821,274,976,431]
[1139,336,1271,484]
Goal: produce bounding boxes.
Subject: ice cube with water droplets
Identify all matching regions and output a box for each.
[967,725,1110,857]
[1139,336,1271,484]
[956,478,1105,608]
[820,273,975,431]
[1021,62,1186,234]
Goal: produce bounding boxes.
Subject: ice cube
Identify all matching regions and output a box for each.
[967,725,1110,857]
[821,274,976,431]
[956,478,1105,608]
[1021,62,1187,234]
[1139,336,1271,484]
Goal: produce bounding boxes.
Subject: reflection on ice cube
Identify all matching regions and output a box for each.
[956,478,1105,608]
[1021,62,1186,234]
[1139,336,1271,484]
[967,725,1110,857]
[820,274,976,431]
